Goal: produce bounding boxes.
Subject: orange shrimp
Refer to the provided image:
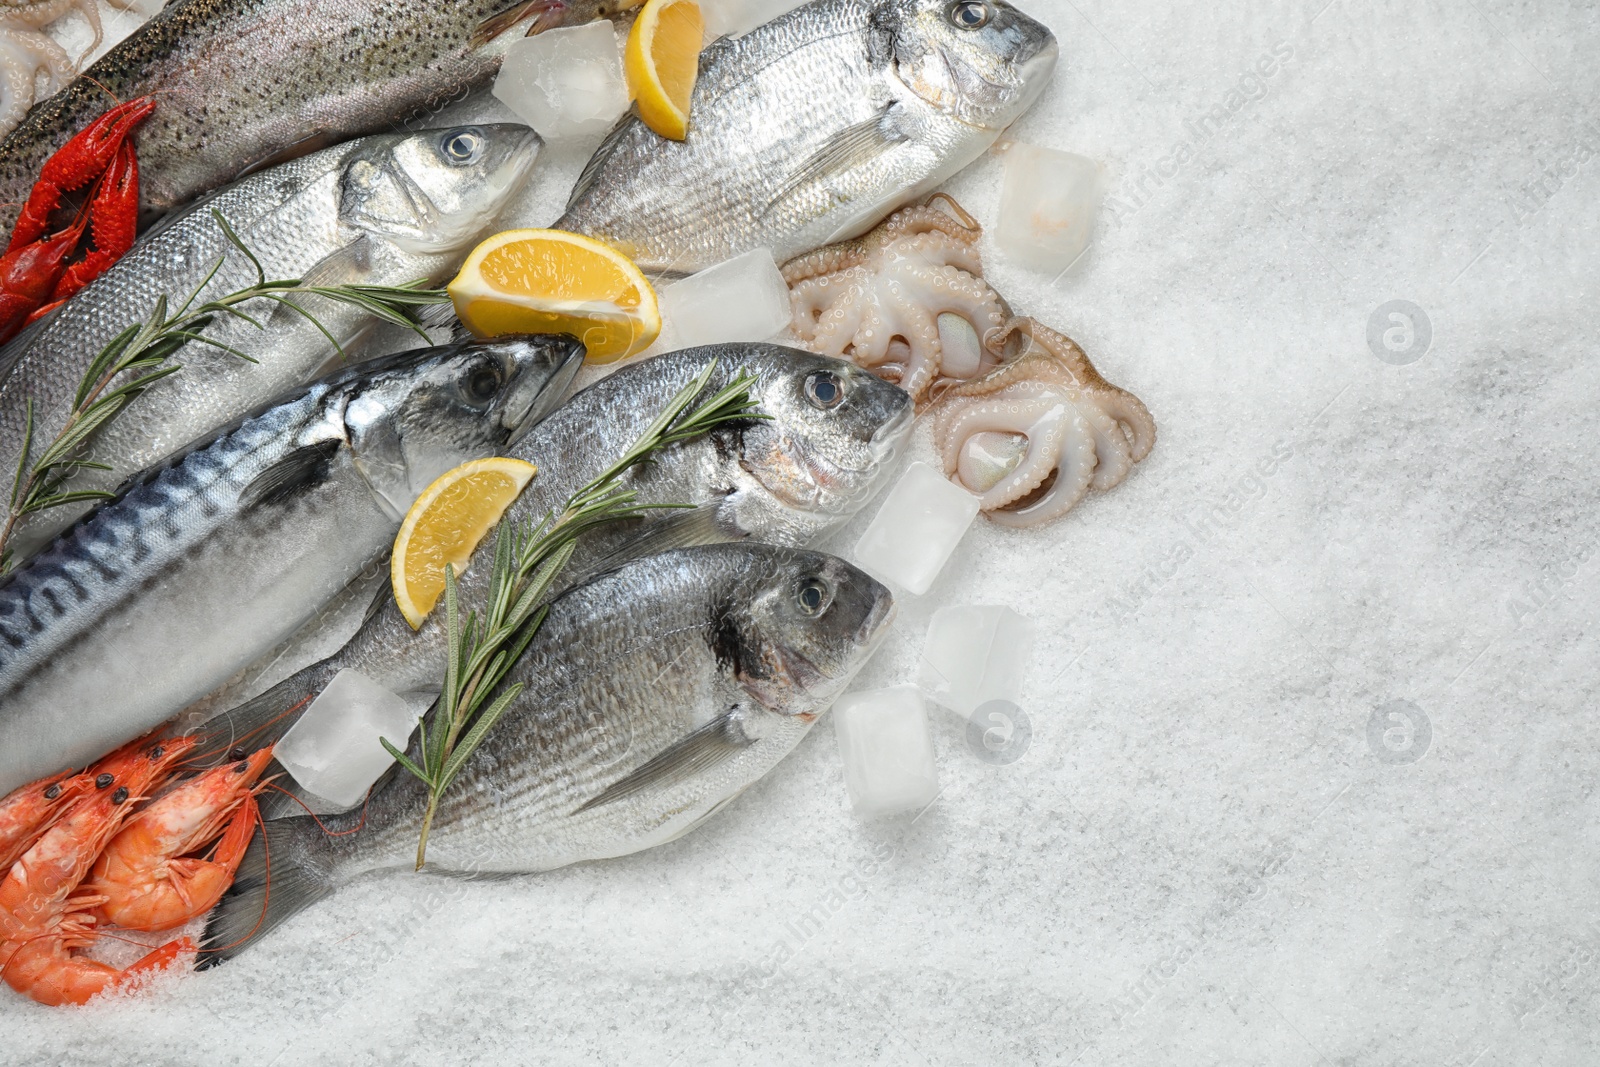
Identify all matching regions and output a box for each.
[0,769,90,873]
[0,734,196,1006]
[87,746,273,933]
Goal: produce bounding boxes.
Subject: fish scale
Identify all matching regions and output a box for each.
[200,544,895,963]
[0,334,584,797]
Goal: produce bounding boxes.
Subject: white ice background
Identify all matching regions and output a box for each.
[4,1,1599,1064]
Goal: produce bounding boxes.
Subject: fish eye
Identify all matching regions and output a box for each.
[794,577,832,615]
[464,361,504,403]
[441,129,484,166]
[947,0,990,28]
[804,370,845,409]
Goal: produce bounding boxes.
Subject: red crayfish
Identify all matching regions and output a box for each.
[0,95,156,344]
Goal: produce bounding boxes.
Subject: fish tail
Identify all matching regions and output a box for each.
[196,815,335,968]
[189,658,345,767]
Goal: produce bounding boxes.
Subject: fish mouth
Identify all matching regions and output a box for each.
[501,336,585,441]
[1013,38,1060,113]
[855,590,898,651]
[868,394,916,464]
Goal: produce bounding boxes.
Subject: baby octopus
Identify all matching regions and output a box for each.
[0,0,146,139]
[931,318,1157,528]
[783,195,1010,404]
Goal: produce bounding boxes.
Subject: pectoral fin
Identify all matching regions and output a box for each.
[242,440,342,509]
[574,709,752,814]
[765,111,908,216]
[472,1,568,48]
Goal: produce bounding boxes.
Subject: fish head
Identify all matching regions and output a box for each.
[887,0,1059,130]
[341,334,584,518]
[340,125,543,255]
[718,548,896,717]
[712,346,914,542]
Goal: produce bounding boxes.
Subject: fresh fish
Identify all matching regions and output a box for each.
[0,124,542,560]
[199,542,895,963]
[557,0,1058,274]
[0,334,584,797]
[0,0,637,236]
[194,344,913,772]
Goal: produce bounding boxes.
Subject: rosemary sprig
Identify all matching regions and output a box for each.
[0,211,449,569]
[382,360,767,870]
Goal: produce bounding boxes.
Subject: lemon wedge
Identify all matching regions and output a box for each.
[391,457,539,629]
[625,0,704,141]
[448,228,660,363]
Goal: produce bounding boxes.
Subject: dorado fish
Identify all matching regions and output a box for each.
[0,124,542,560]
[557,0,1058,274]
[195,344,912,773]
[200,542,895,963]
[0,0,634,236]
[0,334,583,796]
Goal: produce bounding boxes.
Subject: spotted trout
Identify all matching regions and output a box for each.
[0,0,635,236]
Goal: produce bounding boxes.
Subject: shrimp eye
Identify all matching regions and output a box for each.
[43,784,60,800]
[95,773,113,789]
[442,129,484,166]
[804,370,845,409]
[111,787,129,804]
[149,745,164,758]
[233,761,250,774]
[947,0,990,28]
[465,362,503,403]
[795,577,831,615]
[228,747,246,762]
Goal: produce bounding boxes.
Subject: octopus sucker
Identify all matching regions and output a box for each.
[932,317,1156,528]
[782,195,1157,529]
[0,27,70,139]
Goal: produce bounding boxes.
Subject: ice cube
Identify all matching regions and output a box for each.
[853,462,980,595]
[274,669,422,809]
[657,247,792,349]
[996,142,1103,276]
[832,684,939,817]
[918,605,1036,719]
[702,0,810,38]
[491,22,628,142]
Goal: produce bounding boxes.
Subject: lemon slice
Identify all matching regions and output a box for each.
[625,0,704,141]
[391,457,539,629]
[448,229,661,363]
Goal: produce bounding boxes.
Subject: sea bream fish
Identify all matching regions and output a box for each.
[0,124,542,561]
[196,345,913,772]
[557,0,1059,274]
[0,334,584,797]
[199,543,895,963]
[0,0,636,236]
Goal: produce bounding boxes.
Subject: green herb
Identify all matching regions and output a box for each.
[0,211,449,569]
[382,360,766,870]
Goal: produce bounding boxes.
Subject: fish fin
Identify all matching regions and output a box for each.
[574,708,752,813]
[196,816,335,968]
[471,0,567,48]
[241,439,343,509]
[413,298,461,335]
[765,111,908,216]
[233,130,342,182]
[563,115,636,213]
[190,658,346,767]
[585,501,736,572]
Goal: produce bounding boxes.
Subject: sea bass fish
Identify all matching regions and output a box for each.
[557,0,1058,274]
[0,124,542,560]
[195,345,912,772]
[0,0,636,236]
[0,335,583,797]
[200,543,895,963]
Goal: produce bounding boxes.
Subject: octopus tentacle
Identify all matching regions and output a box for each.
[0,28,70,139]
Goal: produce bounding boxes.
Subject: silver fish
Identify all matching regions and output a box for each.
[194,345,912,771]
[0,0,635,235]
[0,124,542,560]
[557,0,1058,274]
[199,543,895,963]
[0,334,584,796]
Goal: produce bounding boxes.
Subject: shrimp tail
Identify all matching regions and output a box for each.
[195,815,334,969]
